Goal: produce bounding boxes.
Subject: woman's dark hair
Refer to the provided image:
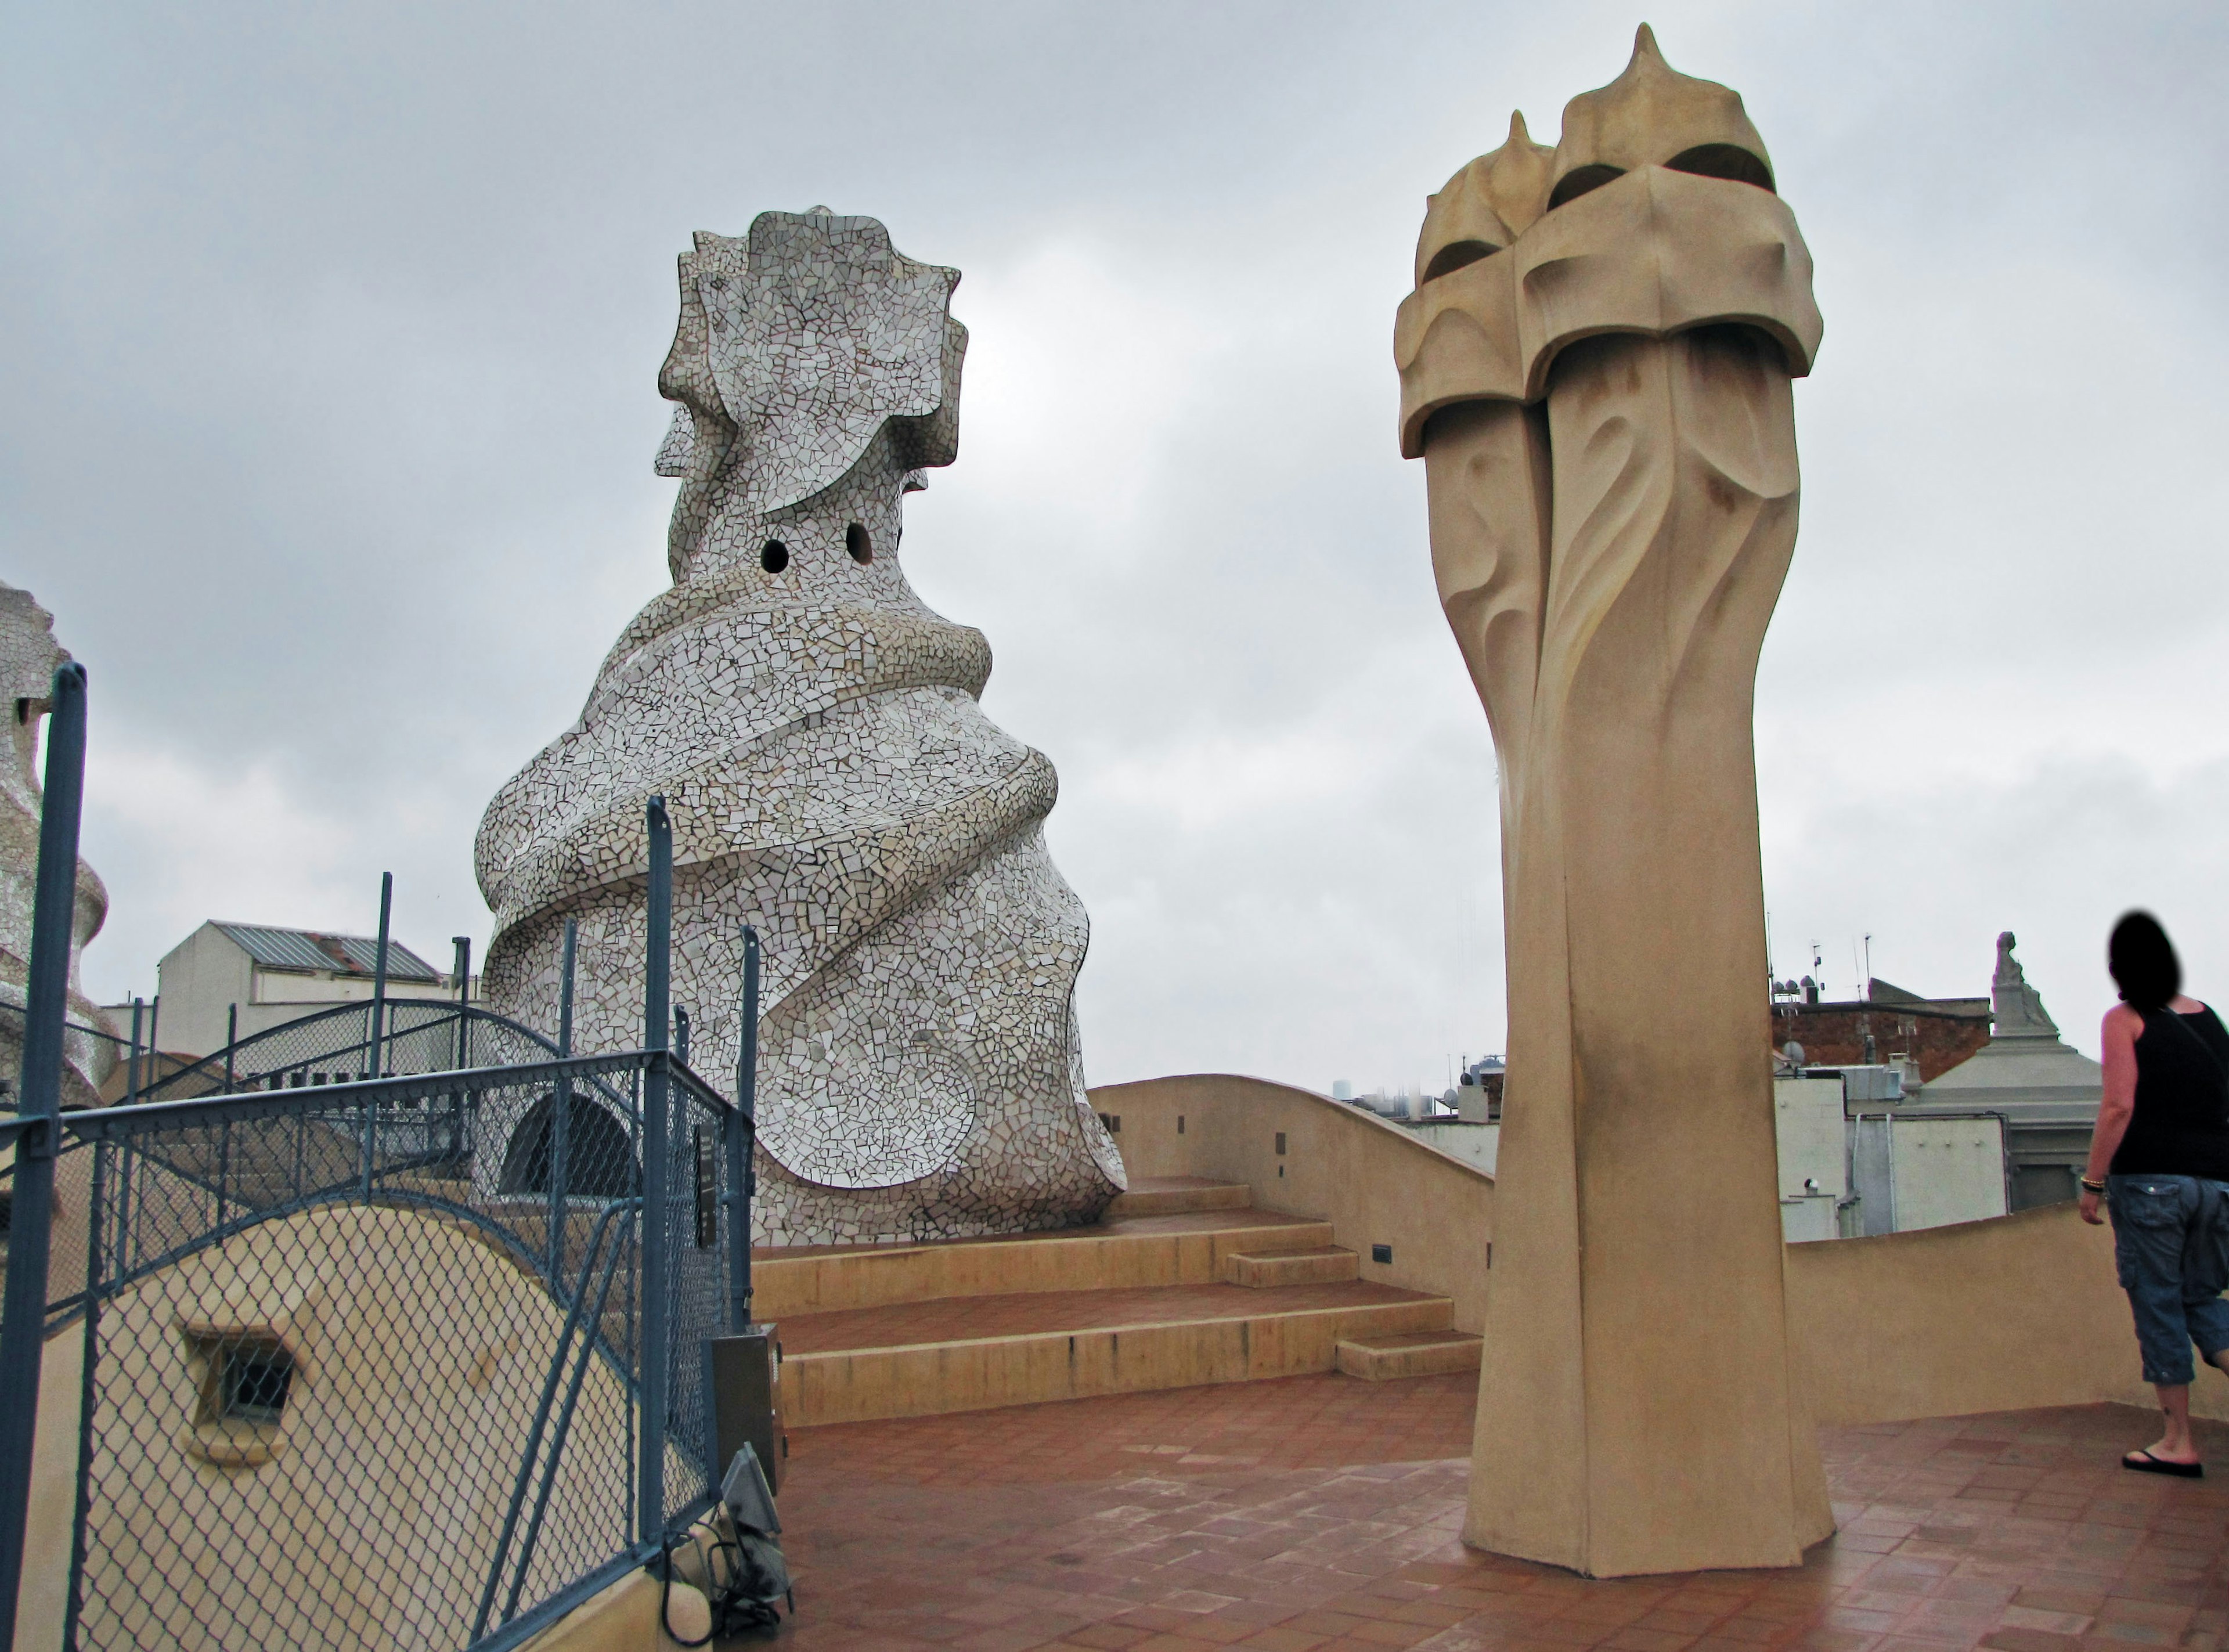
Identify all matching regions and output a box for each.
[2109,910,2181,1011]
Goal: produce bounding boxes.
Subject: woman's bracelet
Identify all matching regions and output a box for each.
[2080,1177,2107,1194]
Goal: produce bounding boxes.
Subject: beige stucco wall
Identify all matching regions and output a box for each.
[1090,1074,1495,1332]
[1783,1201,2222,1423]
[518,1563,709,1652]
[150,922,255,1059]
[1093,1074,2211,1425]
[15,1200,662,1652]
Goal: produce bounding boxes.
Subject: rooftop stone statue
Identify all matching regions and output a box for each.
[1398,27,1831,1576]
[476,209,1122,1246]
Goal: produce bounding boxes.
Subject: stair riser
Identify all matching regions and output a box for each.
[1225,1251,1359,1287]
[784,1299,1453,1426]
[1102,1185,1253,1217]
[1336,1340,1484,1382]
[756,1224,1336,1318]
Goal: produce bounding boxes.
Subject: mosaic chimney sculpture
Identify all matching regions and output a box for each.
[476,209,1123,1245]
[1395,28,1830,1574]
[0,582,112,1109]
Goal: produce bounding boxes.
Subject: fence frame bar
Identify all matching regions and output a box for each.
[0,662,88,1647]
[125,997,142,1106]
[728,925,759,1333]
[639,796,673,1543]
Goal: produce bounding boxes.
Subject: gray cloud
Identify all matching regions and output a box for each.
[5,1,2225,1085]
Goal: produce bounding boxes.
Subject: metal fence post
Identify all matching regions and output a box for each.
[452,935,472,1065]
[370,871,392,1077]
[361,872,391,1198]
[0,661,88,1647]
[451,936,472,1163]
[640,798,672,1543]
[125,995,142,1105]
[727,926,759,1333]
[549,918,577,1281]
[217,1002,240,1227]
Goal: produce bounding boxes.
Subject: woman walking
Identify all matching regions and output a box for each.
[2079,911,2229,1476]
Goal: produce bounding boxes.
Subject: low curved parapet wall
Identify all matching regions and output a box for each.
[1096,1074,2204,1424]
[1086,1074,1494,1333]
[1782,1200,2204,1423]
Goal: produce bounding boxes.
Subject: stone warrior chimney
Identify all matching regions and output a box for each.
[475,209,1122,1246]
[1398,26,1830,1575]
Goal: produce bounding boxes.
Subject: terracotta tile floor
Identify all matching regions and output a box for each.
[757,1372,2229,1652]
[778,1281,1440,1354]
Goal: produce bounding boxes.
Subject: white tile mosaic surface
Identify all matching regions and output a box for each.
[0,581,112,1108]
[475,209,1122,1247]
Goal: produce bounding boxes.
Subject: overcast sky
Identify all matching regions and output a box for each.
[6,1,2227,1091]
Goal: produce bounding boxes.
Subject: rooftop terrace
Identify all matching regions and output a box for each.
[774,1373,2229,1652]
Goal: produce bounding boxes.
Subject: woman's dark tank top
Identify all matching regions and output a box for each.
[2111,1003,2229,1180]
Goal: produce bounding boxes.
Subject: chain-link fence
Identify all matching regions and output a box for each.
[131,998,564,1108]
[0,690,746,1650]
[1,1044,744,1652]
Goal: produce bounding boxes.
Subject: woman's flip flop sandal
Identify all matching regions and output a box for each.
[2124,1450,2203,1478]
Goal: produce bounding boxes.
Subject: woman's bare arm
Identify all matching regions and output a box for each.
[2079,1005,2143,1223]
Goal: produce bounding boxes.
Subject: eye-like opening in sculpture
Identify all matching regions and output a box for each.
[1421,240,1500,284]
[760,539,790,573]
[1664,143,1774,193]
[1547,164,1626,211]
[846,522,873,564]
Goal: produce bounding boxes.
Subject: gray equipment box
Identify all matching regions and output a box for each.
[704,1325,784,1495]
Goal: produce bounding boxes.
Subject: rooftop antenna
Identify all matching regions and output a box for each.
[1863,934,1873,997]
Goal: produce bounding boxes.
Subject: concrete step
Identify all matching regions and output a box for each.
[1102,1177,1253,1217]
[780,1279,1455,1426]
[1224,1246,1359,1287]
[1335,1329,1484,1382]
[753,1206,1333,1318]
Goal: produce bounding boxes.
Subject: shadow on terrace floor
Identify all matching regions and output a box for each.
[761,1372,2229,1652]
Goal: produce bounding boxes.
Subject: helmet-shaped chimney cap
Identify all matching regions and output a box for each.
[1415,109,1557,287]
[1548,24,1774,212]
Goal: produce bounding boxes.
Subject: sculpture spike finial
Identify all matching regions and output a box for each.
[1549,21,1773,205]
[1508,109,1532,145]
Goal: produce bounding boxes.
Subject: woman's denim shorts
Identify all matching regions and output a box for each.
[2108,1173,2229,1386]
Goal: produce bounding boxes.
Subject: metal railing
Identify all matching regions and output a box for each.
[0,686,762,1651]
[0,995,135,1111]
[53,1047,741,1650]
[129,997,566,1106]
